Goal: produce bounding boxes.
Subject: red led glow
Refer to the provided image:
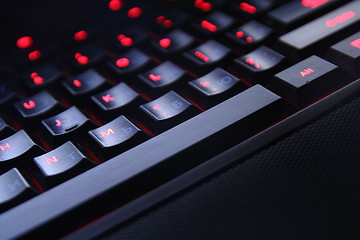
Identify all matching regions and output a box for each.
[246,37,253,43]
[194,0,212,12]
[102,94,115,103]
[301,0,329,8]
[201,20,218,32]
[195,51,210,62]
[153,104,162,110]
[200,81,209,87]
[0,143,11,152]
[239,2,257,14]
[116,58,130,68]
[17,36,33,49]
[156,16,173,28]
[73,79,82,87]
[30,72,45,85]
[28,50,41,61]
[23,100,36,109]
[326,11,356,27]
[74,53,89,65]
[149,74,162,81]
[100,128,115,137]
[108,0,123,11]
[245,58,261,69]
[74,30,88,41]
[128,7,142,19]
[159,38,172,48]
[300,68,315,77]
[350,38,360,49]
[212,88,217,92]
[117,34,133,47]
[235,31,244,38]
[55,119,62,127]
[45,156,59,165]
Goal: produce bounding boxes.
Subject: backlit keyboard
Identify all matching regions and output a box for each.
[0,0,360,238]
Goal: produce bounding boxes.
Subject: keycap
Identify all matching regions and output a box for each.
[231,0,274,17]
[0,168,37,213]
[41,107,97,147]
[88,116,148,160]
[187,68,246,109]
[267,0,342,32]
[14,90,64,126]
[33,141,94,189]
[67,44,107,70]
[0,117,15,139]
[269,55,352,107]
[325,32,360,76]
[22,63,63,90]
[193,11,234,35]
[137,61,187,98]
[139,91,200,134]
[0,130,45,174]
[233,46,285,83]
[107,48,151,76]
[226,20,273,49]
[91,82,143,120]
[183,40,230,74]
[152,29,195,55]
[278,1,360,60]
[62,69,107,97]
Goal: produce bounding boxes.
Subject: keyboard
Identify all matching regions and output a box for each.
[0,0,359,238]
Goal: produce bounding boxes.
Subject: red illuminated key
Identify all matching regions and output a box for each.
[139,91,199,134]
[33,141,94,189]
[14,91,64,126]
[184,40,230,73]
[232,0,274,17]
[110,27,148,51]
[42,107,97,147]
[0,130,45,174]
[267,0,341,32]
[195,11,234,35]
[227,20,272,49]
[138,61,186,98]
[270,55,351,107]
[62,69,107,97]
[107,49,151,75]
[23,63,63,89]
[0,168,37,213]
[278,1,360,60]
[153,29,195,55]
[234,46,285,83]
[88,116,148,160]
[187,68,245,109]
[91,82,142,120]
[326,32,360,75]
[153,9,189,32]
[68,44,106,69]
[16,36,33,49]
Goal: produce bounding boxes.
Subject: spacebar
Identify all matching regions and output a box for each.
[0,85,287,239]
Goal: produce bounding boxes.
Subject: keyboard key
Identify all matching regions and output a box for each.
[270,55,352,107]
[14,91,64,126]
[325,32,360,76]
[278,1,360,60]
[194,11,234,35]
[137,61,187,98]
[226,20,273,49]
[0,117,15,139]
[62,69,107,97]
[231,0,274,17]
[22,63,63,90]
[42,107,97,147]
[139,91,200,134]
[88,116,148,160]
[91,82,143,120]
[233,46,285,83]
[107,48,151,76]
[0,168,37,213]
[267,0,342,32]
[183,40,230,74]
[109,26,149,52]
[187,68,245,108]
[0,130,45,174]
[152,29,195,55]
[67,44,107,70]
[33,141,94,189]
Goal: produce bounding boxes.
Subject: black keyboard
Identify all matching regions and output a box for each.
[0,0,360,239]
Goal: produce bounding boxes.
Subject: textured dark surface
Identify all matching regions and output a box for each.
[100,95,360,240]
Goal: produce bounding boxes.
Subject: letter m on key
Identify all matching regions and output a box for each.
[100,128,115,137]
